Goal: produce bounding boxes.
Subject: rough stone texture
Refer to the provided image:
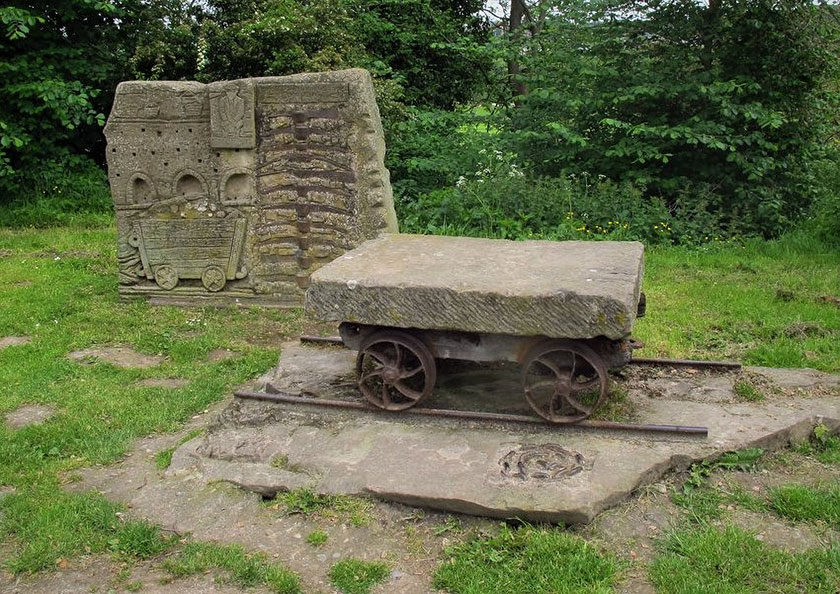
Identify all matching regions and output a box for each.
[0,336,31,349]
[104,69,398,307]
[68,346,164,369]
[306,234,645,340]
[162,344,840,524]
[4,404,55,429]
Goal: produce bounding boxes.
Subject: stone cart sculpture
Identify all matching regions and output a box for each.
[305,234,646,424]
[130,218,248,291]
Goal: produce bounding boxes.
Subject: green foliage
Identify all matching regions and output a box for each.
[433,524,620,594]
[328,558,390,594]
[267,488,374,526]
[306,529,328,547]
[0,489,176,573]
[680,448,764,495]
[162,542,301,593]
[770,483,840,527]
[509,0,840,237]
[650,524,840,593]
[733,379,764,402]
[0,155,112,228]
[796,424,840,464]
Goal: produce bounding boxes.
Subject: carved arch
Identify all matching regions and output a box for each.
[173,168,209,198]
[124,172,157,205]
[219,167,255,202]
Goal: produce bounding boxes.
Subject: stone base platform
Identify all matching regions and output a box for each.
[169,343,840,524]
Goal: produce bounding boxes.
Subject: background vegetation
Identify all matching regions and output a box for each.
[1,0,839,243]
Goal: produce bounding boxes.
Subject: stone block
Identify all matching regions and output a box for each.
[105,69,398,307]
[306,234,644,340]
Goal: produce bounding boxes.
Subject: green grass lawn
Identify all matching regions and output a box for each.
[1,223,839,587]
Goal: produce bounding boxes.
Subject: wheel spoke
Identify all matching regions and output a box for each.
[393,380,423,401]
[381,382,391,407]
[399,365,424,379]
[392,342,402,368]
[536,355,573,381]
[571,376,600,393]
[366,347,391,366]
[359,369,384,384]
[562,392,593,414]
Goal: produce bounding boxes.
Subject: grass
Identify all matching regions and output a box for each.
[634,234,840,372]
[432,524,621,594]
[266,488,374,527]
[162,542,301,593]
[0,490,177,573]
[650,524,840,593]
[328,558,390,594]
[0,224,303,572]
[795,423,840,464]
[306,529,328,547]
[769,484,840,528]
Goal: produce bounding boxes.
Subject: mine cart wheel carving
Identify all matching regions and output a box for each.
[521,339,608,424]
[154,265,179,290]
[202,265,227,292]
[356,330,437,411]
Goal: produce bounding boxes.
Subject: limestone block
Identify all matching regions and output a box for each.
[306,234,645,340]
[105,69,397,307]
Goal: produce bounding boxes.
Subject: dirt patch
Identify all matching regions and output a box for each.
[68,345,164,369]
[0,554,273,594]
[0,336,32,350]
[727,508,832,553]
[4,404,56,429]
[136,378,190,389]
[207,348,239,363]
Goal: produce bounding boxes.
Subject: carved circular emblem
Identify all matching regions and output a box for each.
[154,265,179,290]
[500,443,589,481]
[201,265,226,292]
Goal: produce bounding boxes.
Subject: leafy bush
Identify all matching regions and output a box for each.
[0,154,112,228]
[508,0,840,237]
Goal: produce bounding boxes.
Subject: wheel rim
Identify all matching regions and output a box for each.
[154,265,178,290]
[521,340,608,423]
[202,265,226,292]
[356,331,436,411]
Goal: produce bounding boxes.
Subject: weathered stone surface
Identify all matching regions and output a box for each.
[104,69,398,307]
[0,336,31,349]
[68,346,164,369]
[4,404,55,429]
[166,344,840,524]
[306,234,645,339]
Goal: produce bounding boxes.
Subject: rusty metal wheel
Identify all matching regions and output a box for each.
[521,339,608,424]
[356,330,436,411]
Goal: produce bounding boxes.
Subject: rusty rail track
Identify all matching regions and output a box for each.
[233,389,709,437]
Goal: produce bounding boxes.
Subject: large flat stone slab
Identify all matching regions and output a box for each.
[169,343,840,524]
[306,234,644,339]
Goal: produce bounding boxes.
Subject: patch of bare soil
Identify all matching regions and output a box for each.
[0,554,272,594]
[4,404,55,429]
[68,345,165,369]
[0,336,31,350]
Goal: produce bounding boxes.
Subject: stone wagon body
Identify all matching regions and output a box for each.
[305,234,646,423]
[129,218,248,292]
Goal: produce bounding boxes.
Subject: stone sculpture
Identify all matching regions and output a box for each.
[104,69,398,306]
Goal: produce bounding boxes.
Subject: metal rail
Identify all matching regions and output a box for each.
[234,389,708,437]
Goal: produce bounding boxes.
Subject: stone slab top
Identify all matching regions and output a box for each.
[306,234,645,340]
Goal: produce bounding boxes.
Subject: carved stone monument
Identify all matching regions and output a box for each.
[104,69,398,306]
